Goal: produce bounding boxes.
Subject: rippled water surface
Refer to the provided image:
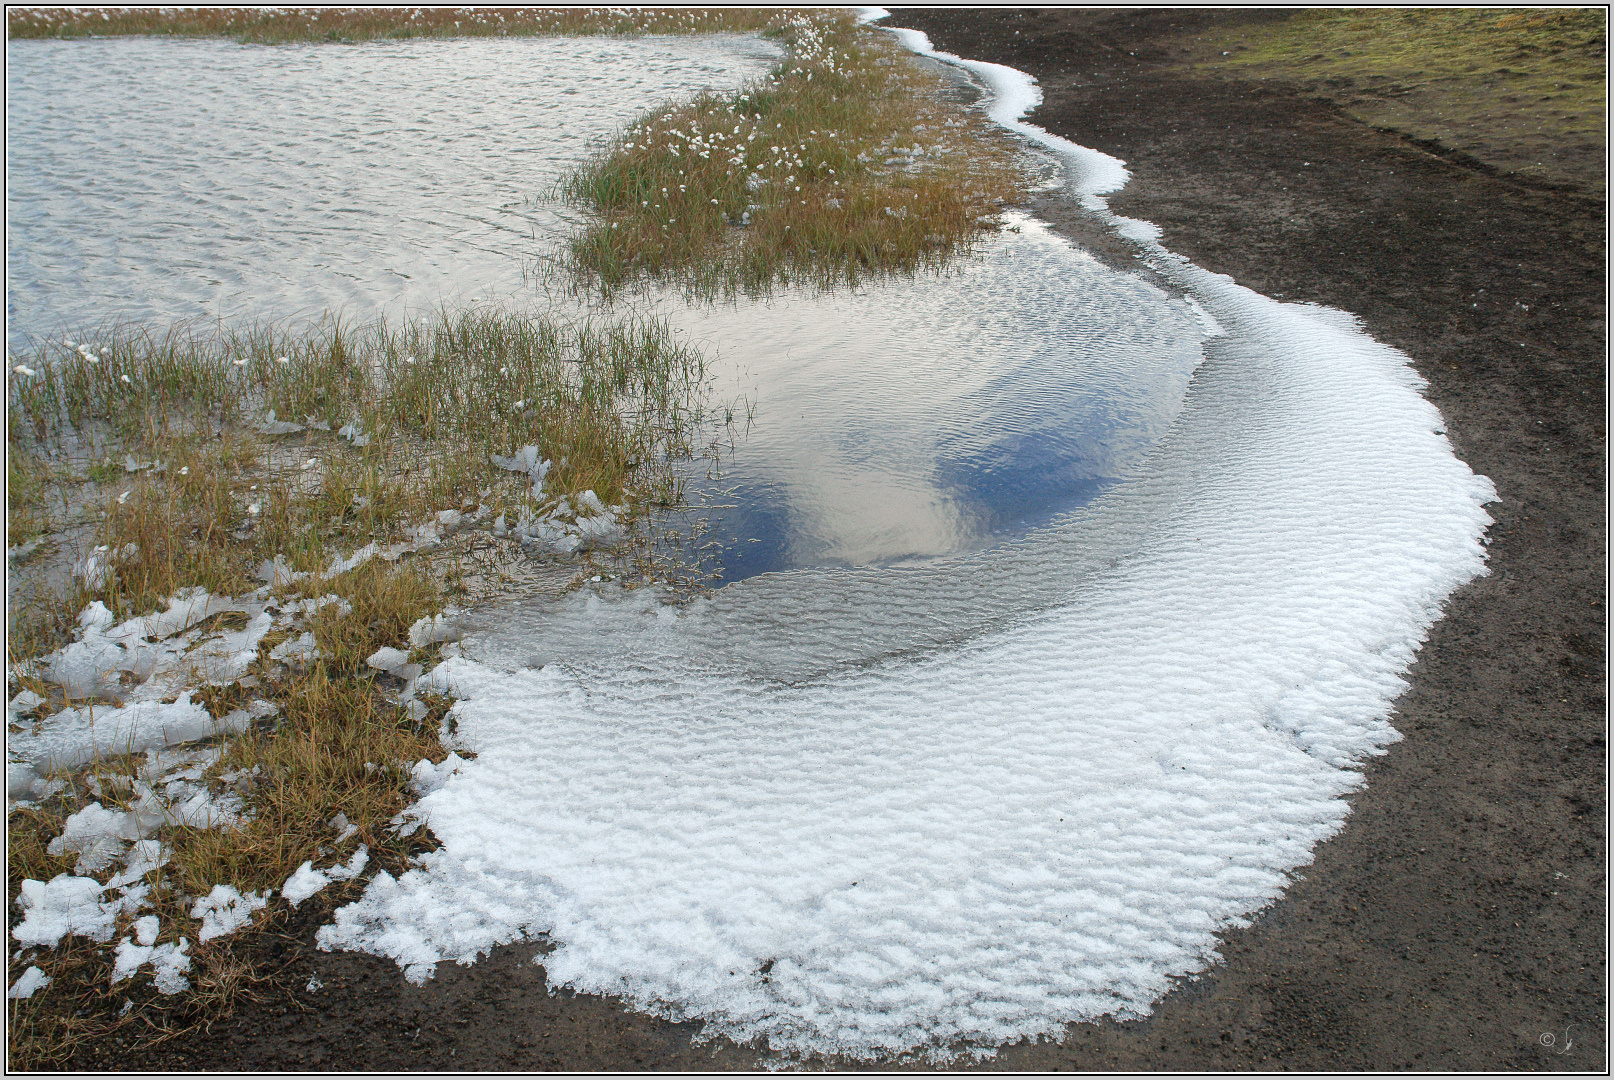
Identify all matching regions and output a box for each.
[654,217,1205,577]
[6,34,779,341]
[7,33,1208,577]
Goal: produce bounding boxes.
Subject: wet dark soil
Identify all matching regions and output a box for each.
[94,9,1605,1072]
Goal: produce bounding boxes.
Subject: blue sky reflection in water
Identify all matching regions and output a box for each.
[7,32,1206,582]
[650,213,1207,580]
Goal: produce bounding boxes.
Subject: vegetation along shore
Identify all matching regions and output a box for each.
[5,7,1030,1067]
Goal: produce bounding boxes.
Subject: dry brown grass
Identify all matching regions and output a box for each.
[5,555,448,1069]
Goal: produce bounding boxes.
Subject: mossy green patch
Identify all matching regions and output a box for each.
[1172,8,1606,193]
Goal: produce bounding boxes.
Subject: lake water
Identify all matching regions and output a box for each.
[5,34,779,339]
[6,33,1209,580]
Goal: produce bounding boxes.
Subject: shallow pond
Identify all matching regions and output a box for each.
[6,33,1208,580]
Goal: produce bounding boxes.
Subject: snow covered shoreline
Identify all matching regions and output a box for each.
[307,25,1497,1063]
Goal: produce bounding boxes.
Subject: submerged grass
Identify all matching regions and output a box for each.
[10,305,708,559]
[7,7,786,44]
[565,9,1027,299]
[5,305,718,1066]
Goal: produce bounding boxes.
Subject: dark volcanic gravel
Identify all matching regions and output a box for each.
[107,9,1606,1072]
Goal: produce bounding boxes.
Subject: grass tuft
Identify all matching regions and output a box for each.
[564,10,1027,299]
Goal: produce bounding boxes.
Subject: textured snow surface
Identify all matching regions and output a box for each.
[319,265,1496,1058]
[191,885,270,943]
[12,874,145,949]
[8,694,241,775]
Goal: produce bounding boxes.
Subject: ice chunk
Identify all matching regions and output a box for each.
[11,694,221,773]
[12,875,119,947]
[326,543,377,577]
[281,862,329,908]
[283,845,370,909]
[331,812,358,844]
[107,840,172,889]
[7,761,39,802]
[190,885,270,943]
[328,845,369,882]
[336,422,370,447]
[490,446,551,498]
[257,554,310,587]
[270,631,321,664]
[365,647,411,674]
[407,613,462,648]
[46,802,143,871]
[160,781,246,830]
[258,410,305,436]
[111,919,191,994]
[7,966,51,999]
[186,610,274,684]
[8,689,46,718]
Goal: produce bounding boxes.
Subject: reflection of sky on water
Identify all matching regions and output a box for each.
[656,213,1208,580]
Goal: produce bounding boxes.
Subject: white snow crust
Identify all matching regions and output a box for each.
[314,22,1497,1063]
[282,847,369,908]
[9,695,229,775]
[885,26,1131,214]
[319,265,1496,1058]
[191,885,270,943]
[12,874,145,949]
[8,966,52,999]
[111,915,192,994]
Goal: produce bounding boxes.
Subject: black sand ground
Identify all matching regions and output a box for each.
[104,9,1605,1071]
